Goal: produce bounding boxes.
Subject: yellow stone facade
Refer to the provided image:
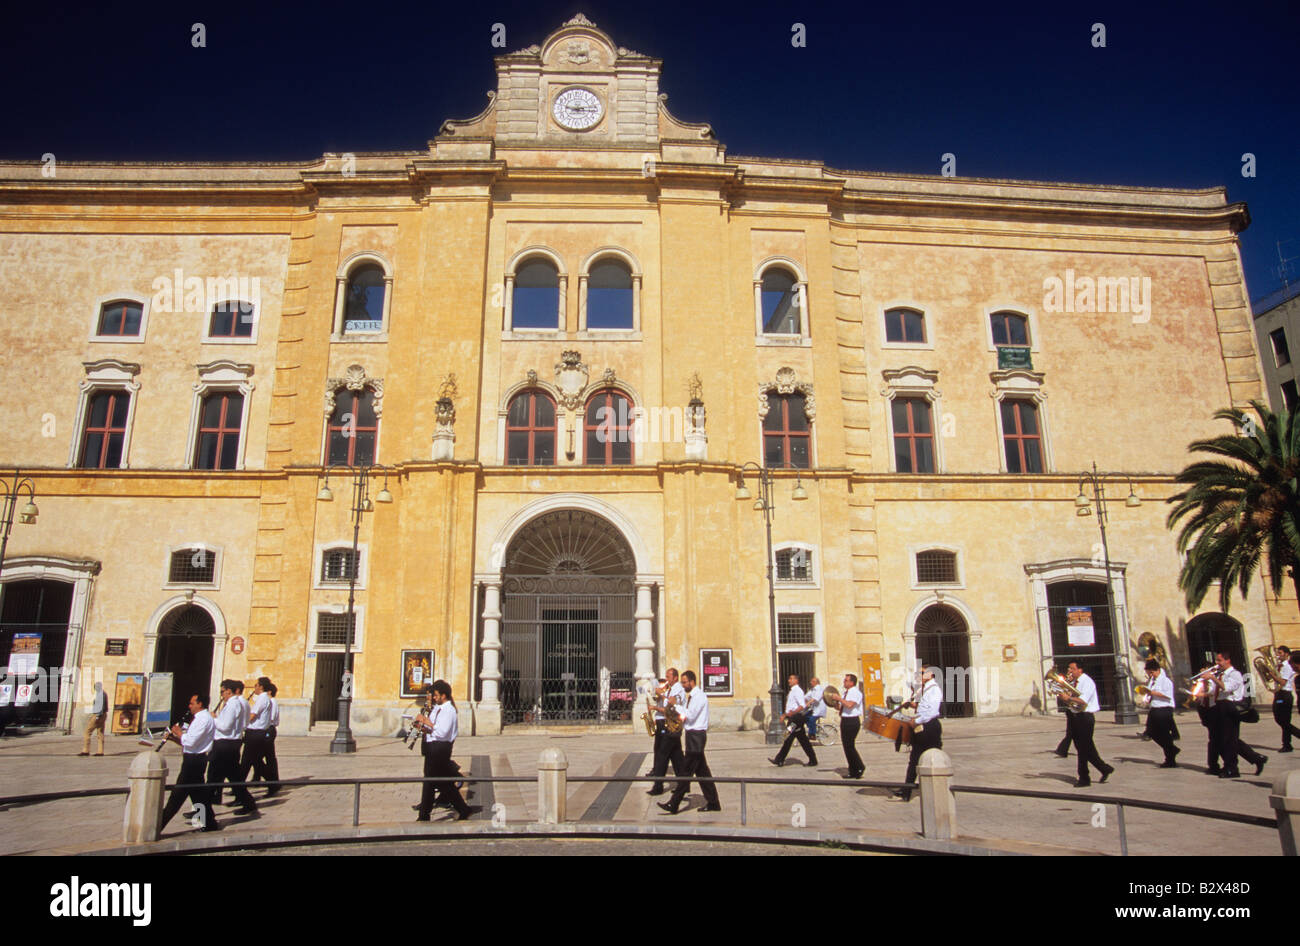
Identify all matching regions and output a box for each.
[0,14,1291,735]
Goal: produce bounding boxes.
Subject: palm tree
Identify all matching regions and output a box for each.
[1166,399,1300,612]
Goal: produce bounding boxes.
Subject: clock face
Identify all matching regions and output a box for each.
[552,87,603,131]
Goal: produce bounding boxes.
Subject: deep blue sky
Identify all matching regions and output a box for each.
[3,0,1295,300]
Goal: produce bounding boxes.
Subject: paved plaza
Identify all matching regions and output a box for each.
[0,714,1287,855]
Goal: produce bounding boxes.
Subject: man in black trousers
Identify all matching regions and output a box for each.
[646,669,686,795]
[838,673,865,779]
[659,671,720,814]
[208,680,257,814]
[159,693,221,833]
[415,680,472,821]
[769,673,817,767]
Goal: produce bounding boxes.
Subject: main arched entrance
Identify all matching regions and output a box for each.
[914,603,975,718]
[500,510,639,725]
[1185,613,1245,674]
[154,604,215,725]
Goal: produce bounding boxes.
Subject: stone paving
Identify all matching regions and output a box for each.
[0,714,1288,855]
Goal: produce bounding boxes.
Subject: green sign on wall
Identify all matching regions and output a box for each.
[997,346,1033,369]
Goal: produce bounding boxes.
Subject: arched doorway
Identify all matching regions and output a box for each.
[1186,613,1245,674]
[0,579,74,727]
[1046,581,1118,710]
[914,603,974,718]
[154,604,215,725]
[500,510,640,725]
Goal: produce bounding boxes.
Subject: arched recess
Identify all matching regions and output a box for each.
[332,252,394,338]
[143,594,228,717]
[1185,612,1245,674]
[579,247,641,332]
[903,593,983,717]
[152,603,217,725]
[504,246,567,333]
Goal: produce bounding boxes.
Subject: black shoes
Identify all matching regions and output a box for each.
[415,814,431,821]
[1073,779,1091,788]
[806,759,818,767]
[1219,771,1241,779]
[1099,765,1114,784]
[844,770,864,780]
[700,804,722,812]
[646,789,663,796]
[1053,750,1068,758]
[1159,761,1178,768]
[1206,768,1222,776]
[657,802,680,815]
[768,757,785,767]
[1256,757,1268,776]
[1279,746,1293,753]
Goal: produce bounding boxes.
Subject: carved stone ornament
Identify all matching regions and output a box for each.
[757,367,816,421]
[439,373,458,401]
[564,40,591,64]
[526,369,539,385]
[436,397,456,426]
[554,350,590,411]
[323,364,384,417]
[601,367,616,384]
[564,12,596,27]
[687,372,703,402]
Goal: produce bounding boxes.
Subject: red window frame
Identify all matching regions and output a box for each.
[327,389,379,466]
[1001,399,1043,473]
[97,301,142,337]
[891,397,934,473]
[506,390,557,466]
[762,393,811,469]
[884,308,926,344]
[208,300,254,339]
[79,390,130,469]
[195,392,244,470]
[583,390,633,465]
[990,311,1030,347]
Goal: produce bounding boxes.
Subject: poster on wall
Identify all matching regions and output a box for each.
[8,633,41,676]
[1066,607,1096,647]
[401,650,434,698]
[700,648,733,697]
[145,673,173,732]
[112,672,144,735]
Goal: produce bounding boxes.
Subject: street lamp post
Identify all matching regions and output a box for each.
[0,470,40,582]
[317,463,393,754]
[735,462,808,745]
[1074,462,1142,726]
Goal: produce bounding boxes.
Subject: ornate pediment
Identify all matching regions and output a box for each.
[324,364,384,417]
[554,350,590,411]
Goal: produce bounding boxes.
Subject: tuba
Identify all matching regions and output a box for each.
[1045,670,1082,702]
[1253,645,1285,695]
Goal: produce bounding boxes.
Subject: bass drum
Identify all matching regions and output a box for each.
[865,706,913,745]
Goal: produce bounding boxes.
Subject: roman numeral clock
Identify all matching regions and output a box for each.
[552,87,604,131]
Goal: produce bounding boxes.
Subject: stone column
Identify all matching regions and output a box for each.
[1270,767,1300,855]
[917,748,957,841]
[537,747,568,825]
[476,579,503,734]
[123,751,167,844]
[633,580,656,732]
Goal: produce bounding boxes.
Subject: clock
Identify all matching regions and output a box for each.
[552,87,603,131]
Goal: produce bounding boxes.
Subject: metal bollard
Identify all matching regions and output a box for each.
[916,748,957,841]
[537,747,568,825]
[1269,766,1300,856]
[123,751,168,844]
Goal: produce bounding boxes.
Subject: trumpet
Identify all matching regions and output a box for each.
[1181,666,1223,708]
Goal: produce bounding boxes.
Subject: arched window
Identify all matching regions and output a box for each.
[884,307,926,344]
[207,300,255,339]
[584,389,633,465]
[990,311,1030,347]
[585,259,633,330]
[512,259,561,330]
[761,268,801,335]
[763,392,811,469]
[96,300,143,338]
[506,390,556,465]
[327,388,378,466]
[343,264,386,334]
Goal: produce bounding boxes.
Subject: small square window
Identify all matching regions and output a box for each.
[777,613,816,645]
[317,613,357,647]
[321,548,360,582]
[169,548,217,584]
[916,549,958,584]
[776,548,812,582]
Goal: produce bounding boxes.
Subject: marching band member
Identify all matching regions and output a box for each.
[237,677,272,790]
[646,669,685,796]
[1211,651,1266,778]
[805,677,826,743]
[838,674,864,779]
[415,680,473,821]
[769,673,818,767]
[659,670,721,814]
[1064,661,1114,787]
[159,692,220,833]
[1273,645,1300,752]
[1138,659,1180,767]
[895,667,943,801]
[207,679,257,814]
[262,681,281,795]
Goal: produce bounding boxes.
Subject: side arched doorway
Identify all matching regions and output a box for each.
[914,603,975,718]
[1185,613,1245,674]
[0,579,74,727]
[499,510,641,725]
[154,605,215,725]
[1046,580,1118,710]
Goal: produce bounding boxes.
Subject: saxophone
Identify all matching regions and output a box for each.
[640,694,684,736]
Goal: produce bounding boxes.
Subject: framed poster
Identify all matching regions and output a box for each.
[9,633,41,675]
[699,648,733,697]
[1066,607,1096,647]
[112,672,144,735]
[145,673,173,732]
[401,650,434,698]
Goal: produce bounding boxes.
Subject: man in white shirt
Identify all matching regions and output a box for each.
[1272,646,1300,752]
[805,677,826,743]
[415,679,473,821]
[1137,659,1180,767]
[769,674,817,767]
[647,668,686,795]
[659,670,721,814]
[1212,651,1267,778]
[79,681,108,756]
[160,692,221,833]
[262,681,281,795]
[207,679,257,814]
[237,676,273,791]
[838,673,864,779]
[895,667,944,801]
[1064,661,1114,787]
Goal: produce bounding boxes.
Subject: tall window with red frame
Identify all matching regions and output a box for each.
[327,388,378,466]
[891,397,934,473]
[1001,399,1044,473]
[584,390,632,465]
[78,390,130,468]
[96,301,143,337]
[195,392,244,470]
[506,390,556,465]
[762,392,811,469]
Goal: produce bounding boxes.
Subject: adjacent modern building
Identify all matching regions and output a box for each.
[1,14,1294,736]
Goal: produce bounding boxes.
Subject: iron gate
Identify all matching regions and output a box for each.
[501,575,636,725]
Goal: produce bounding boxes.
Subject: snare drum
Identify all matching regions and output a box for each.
[865,706,913,744]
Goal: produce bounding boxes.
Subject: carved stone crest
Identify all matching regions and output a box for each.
[554,350,589,410]
[757,367,815,421]
[324,364,383,417]
[564,40,591,64]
